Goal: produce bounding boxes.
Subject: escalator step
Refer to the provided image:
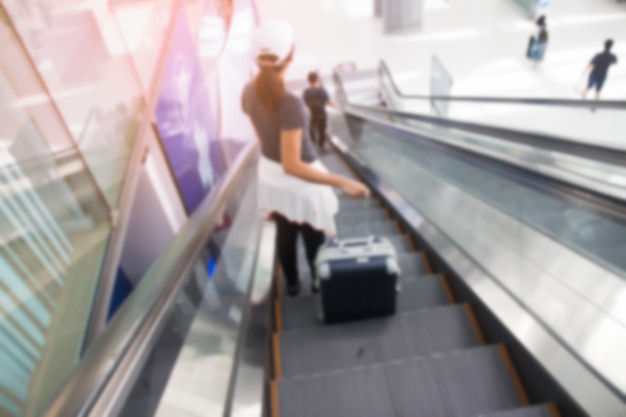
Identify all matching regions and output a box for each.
[275,345,525,417]
[278,304,480,379]
[335,209,388,224]
[398,252,430,277]
[479,404,560,417]
[337,198,380,211]
[386,234,414,253]
[388,345,525,417]
[337,220,399,238]
[276,362,394,417]
[278,276,450,331]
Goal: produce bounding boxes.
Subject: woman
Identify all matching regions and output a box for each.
[530,15,548,65]
[242,21,369,296]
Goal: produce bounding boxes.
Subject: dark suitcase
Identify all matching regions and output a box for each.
[315,236,400,324]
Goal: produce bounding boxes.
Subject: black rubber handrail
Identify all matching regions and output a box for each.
[380,60,626,110]
[41,143,258,417]
[350,103,626,167]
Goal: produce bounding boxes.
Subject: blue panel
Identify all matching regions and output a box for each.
[207,255,216,279]
[0,391,21,417]
[0,350,30,401]
[0,320,41,359]
[154,8,226,214]
[0,291,45,346]
[0,328,36,372]
[107,267,134,322]
[0,256,50,327]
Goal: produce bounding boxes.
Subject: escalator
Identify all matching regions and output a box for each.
[270,149,558,417]
[37,90,626,417]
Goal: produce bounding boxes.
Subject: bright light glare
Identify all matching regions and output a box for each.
[424,0,450,11]
[390,28,481,43]
[341,0,372,19]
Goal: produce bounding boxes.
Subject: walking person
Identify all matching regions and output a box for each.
[582,39,618,100]
[529,15,549,66]
[303,72,335,151]
[242,21,369,296]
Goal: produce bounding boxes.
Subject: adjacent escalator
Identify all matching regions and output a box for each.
[268,149,561,417]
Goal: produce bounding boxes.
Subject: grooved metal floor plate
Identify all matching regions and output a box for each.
[279,304,479,378]
[477,404,556,417]
[279,276,449,331]
[275,149,528,417]
[429,346,523,417]
[398,252,429,278]
[277,346,523,417]
[336,209,389,224]
[384,234,413,253]
[337,219,399,238]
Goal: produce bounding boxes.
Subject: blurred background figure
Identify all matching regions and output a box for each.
[303,71,335,151]
[529,15,549,67]
[582,39,618,101]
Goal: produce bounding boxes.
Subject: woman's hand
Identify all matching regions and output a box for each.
[339,178,370,199]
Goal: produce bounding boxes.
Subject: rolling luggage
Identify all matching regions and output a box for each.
[526,35,535,58]
[315,231,400,324]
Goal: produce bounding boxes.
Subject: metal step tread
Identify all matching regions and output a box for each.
[278,304,481,379]
[278,275,452,331]
[385,234,414,253]
[477,404,559,417]
[335,209,389,224]
[337,198,380,211]
[336,219,399,239]
[275,344,525,417]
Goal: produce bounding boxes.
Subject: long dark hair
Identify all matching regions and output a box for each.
[254,49,293,113]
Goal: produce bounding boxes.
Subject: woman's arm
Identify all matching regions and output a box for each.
[281,128,369,198]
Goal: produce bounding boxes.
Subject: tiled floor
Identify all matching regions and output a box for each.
[258,0,626,99]
[259,0,626,147]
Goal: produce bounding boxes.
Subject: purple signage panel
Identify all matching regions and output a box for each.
[155,8,225,214]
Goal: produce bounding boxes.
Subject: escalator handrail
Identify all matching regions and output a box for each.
[349,102,626,167]
[41,142,258,417]
[343,104,626,208]
[379,60,626,110]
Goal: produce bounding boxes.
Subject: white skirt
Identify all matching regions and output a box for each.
[258,156,339,236]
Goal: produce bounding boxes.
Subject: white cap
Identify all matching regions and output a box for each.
[252,21,294,67]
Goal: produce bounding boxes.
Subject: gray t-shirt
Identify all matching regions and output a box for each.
[242,83,317,164]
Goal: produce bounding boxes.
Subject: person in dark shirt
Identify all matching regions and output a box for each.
[583,39,618,100]
[303,72,335,150]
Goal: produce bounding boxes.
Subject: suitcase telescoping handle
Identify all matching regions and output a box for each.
[336,192,372,237]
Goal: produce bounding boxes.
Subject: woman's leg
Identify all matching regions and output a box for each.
[274,213,301,295]
[300,223,327,291]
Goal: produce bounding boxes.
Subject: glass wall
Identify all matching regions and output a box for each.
[0,0,258,414]
[0,7,112,416]
[2,0,146,209]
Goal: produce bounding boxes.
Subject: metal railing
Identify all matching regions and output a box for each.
[41,142,258,417]
[334,69,626,206]
[379,60,626,110]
